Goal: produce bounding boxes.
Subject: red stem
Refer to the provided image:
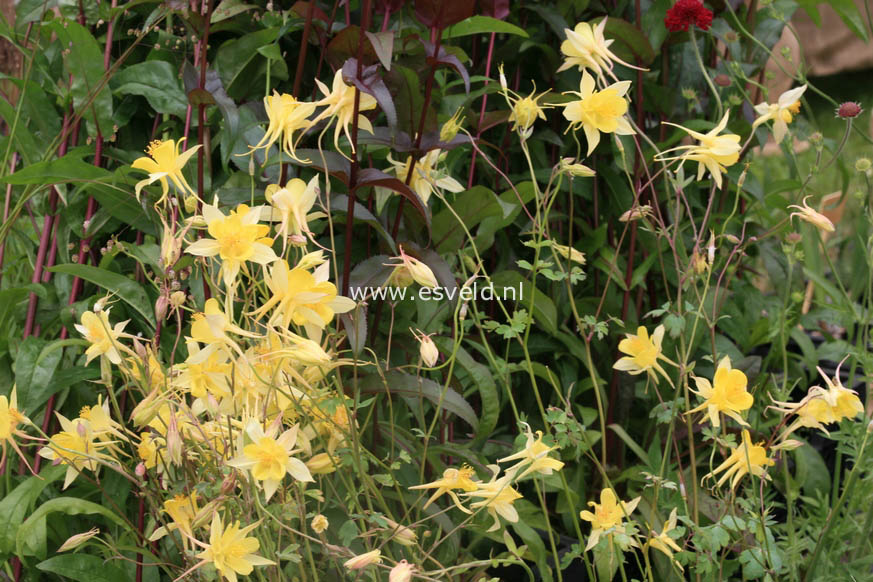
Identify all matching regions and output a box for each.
[0,153,19,285]
[293,1,315,98]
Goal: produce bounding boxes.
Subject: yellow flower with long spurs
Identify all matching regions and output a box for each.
[655,112,741,189]
[788,196,835,233]
[193,514,275,582]
[249,91,316,162]
[186,201,278,287]
[0,387,33,473]
[772,364,864,437]
[409,465,479,513]
[131,138,201,204]
[645,508,684,571]
[498,64,551,136]
[379,150,464,210]
[187,298,261,363]
[688,356,754,428]
[312,69,377,155]
[706,429,774,490]
[264,176,320,243]
[562,71,635,156]
[752,84,807,144]
[613,324,675,385]
[38,414,113,489]
[464,465,523,532]
[557,18,643,80]
[74,308,129,365]
[148,492,200,546]
[579,487,641,551]
[227,420,313,501]
[497,426,564,480]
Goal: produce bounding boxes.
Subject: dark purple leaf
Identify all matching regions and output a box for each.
[414,0,474,29]
[478,0,509,20]
[326,25,379,70]
[341,58,398,130]
[421,39,470,94]
[355,168,429,221]
[290,149,351,185]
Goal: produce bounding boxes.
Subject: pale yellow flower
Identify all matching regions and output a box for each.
[645,508,684,571]
[464,465,523,532]
[312,69,377,154]
[74,309,128,365]
[379,150,464,210]
[655,112,741,189]
[0,387,31,472]
[227,420,313,501]
[788,196,835,233]
[562,71,635,155]
[497,427,564,480]
[753,84,806,144]
[390,560,416,582]
[706,429,774,490]
[344,549,382,570]
[250,91,316,161]
[579,487,641,551]
[265,176,320,241]
[38,414,113,489]
[311,514,329,533]
[196,514,275,582]
[557,18,640,79]
[409,465,479,512]
[688,356,754,428]
[131,138,201,204]
[613,325,674,385]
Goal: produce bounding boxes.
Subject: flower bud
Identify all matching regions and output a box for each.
[415,331,439,367]
[384,518,418,547]
[155,295,169,322]
[440,107,465,142]
[170,291,187,309]
[344,549,382,570]
[183,195,198,214]
[390,560,416,582]
[58,528,100,552]
[559,158,596,177]
[135,462,147,478]
[311,514,329,533]
[306,452,338,475]
[837,101,863,119]
[619,204,653,222]
[553,243,586,265]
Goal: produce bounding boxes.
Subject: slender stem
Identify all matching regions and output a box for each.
[689,27,723,119]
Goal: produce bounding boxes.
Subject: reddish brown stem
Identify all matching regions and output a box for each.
[293,1,315,98]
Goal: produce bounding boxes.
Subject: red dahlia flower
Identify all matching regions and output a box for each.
[665,0,714,32]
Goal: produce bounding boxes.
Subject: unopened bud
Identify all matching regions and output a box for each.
[155,295,169,321]
[390,560,416,582]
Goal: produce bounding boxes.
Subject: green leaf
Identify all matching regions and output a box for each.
[84,173,158,236]
[433,186,510,253]
[214,28,283,99]
[1,153,112,185]
[48,264,156,329]
[330,195,396,253]
[211,0,256,23]
[0,465,65,557]
[46,20,113,138]
[491,271,557,334]
[37,555,130,582]
[443,16,530,39]
[444,342,499,447]
[359,371,479,430]
[609,424,650,467]
[18,497,130,558]
[13,337,63,414]
[111,61,189,117]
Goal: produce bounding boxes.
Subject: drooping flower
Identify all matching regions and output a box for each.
[344,549,382,571]
[619,204,653,222]
[664,0,713,32]
[0,387,31,472]
[788,196,835,232]
[579,488,641,551]
[378,150,464,211]
[390,560,416,582]
[645,508,684,570]
[497,427,564,480]
[655,112,741,189]
[464,465,523,532]
[227,420,313,501]
[412,329,439,367]
[440,107,465,142]
[312,69,378,155]
[186,201,278,287]
[613,325,675,385]
[385,248,439,288]
[552,243,586,265]
[562,71,635,156]
[687,356,754,428]
[195,514,275,582]
[265,176,320,243]
[706,429,774,490]
[557,18,641,79]
[559,158,596,177]
[409,465,479,512]
[753,85,807,144]
[249,91,316,161]
[74,309,128,365]
[131,138,201,204]
[771,365,864,437]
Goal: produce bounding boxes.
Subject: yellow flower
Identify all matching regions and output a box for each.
[688,356,754,428]
[645,508,684,570]
[306,452,338,475]
[131,138,201,204]
[613,325,674,385]
[579,487,641,551]
[379,150,464,210]
[250,259,355,340]
[227,421,313,501]
[552,243,586,265]
[249,91,316,161]
[557,18,640,79]
[498,66,551,136]
[559,158,596,177]
[409,465,479,512]
[74,309,128,365]
[707,429,774,490]
[562,71,635,156]
[149,492,200,545]
[788,196,835,233]
[655,112,741,189]
[385,248,438,288]
[412,329,439,367]
[176,341,232,402]
[312,69,377,155]
[186,201,278,287]
[38,414,112,489]
[771,365,864,437]
[187,298,260,363]
[619,204,653,222]
[390,560,416,582]
[311,514,329,533]
[752,84,806,144]
[265,176,320,242]
[497,427,564,480]
[196,514,275,582]
[440,107,465,142]
[0,387,31,471]
[464,465,523,532]
[343,549,382,570]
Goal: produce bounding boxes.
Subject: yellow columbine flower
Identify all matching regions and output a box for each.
[311,514,329,533]
[265,176,320,242]
[343,549,382,571]
[312,69,377,155]
[440,107,465,142]
[655,112,741,189]
[175,341,232,402]
[557,18,640,80]
[131,138,201,204]
[380,150,464,208]
[227,421,313,501]
[707,429,774,490]
[752,84,807,144]
[613,324,674,385]
[74,309,128,365]
[250,259,356,340]
[249,91,316,161]
[645,508,684,571]
[497,427,564,480]
[464,465,523,532]
[562,71,635,156]
[788,196,835,233]
[385,247,438,288]
[579,487,641,551]
[186,201,278,287]
[149,492,200,546]
[772,365,864,437]
[195,514,275,582]
[0,387,31,472]
[38,414,112,489]
[688,356,754,428]
[409,465,479,512]
[498,65,551,136]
